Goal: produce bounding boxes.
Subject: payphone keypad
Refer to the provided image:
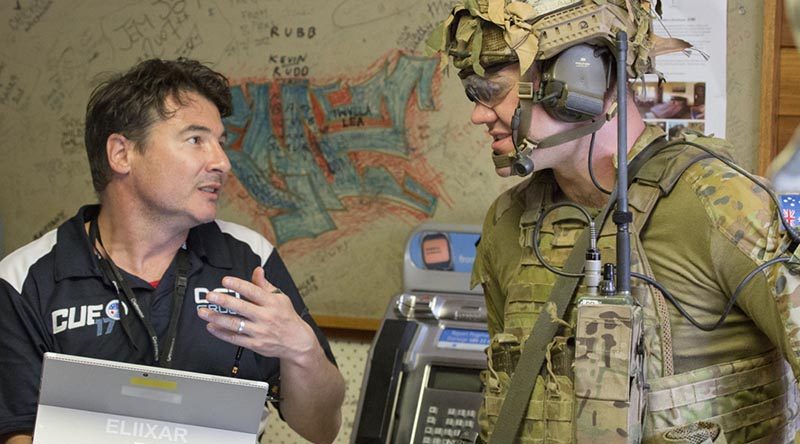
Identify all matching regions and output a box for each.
[420,406,477,444]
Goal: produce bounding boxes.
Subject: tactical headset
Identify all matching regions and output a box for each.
[537,44,611,122]
[508,43,615,176]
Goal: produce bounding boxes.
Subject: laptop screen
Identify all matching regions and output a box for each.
[33,353,269,444]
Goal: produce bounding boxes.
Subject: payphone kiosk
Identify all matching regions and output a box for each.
[352,224,488,444]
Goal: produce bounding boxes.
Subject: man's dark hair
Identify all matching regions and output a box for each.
[84,58,233,193]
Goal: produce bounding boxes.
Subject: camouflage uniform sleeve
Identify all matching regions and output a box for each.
[767,247,800,365]
[472,198,506,338]
[678,157,800,377]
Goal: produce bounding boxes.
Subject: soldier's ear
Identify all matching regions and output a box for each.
[106,133,134,175]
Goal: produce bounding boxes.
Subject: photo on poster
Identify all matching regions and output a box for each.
[633,81,707,138]
[633,81,706,119]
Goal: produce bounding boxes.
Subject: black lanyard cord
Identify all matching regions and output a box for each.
[95,253,140,350]
[89,218,190,368]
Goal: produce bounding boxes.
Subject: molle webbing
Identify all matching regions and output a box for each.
[645,350,798,444]
[487,137,676,444]
[484,136,739,444]
[487,215,598,444]
[647,353,790,413]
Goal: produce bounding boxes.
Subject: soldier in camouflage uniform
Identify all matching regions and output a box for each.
[427,1,800,443]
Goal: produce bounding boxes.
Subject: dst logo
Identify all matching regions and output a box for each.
[194,287,242,315]
[51,300,129,335]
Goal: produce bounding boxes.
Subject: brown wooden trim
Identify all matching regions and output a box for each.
[778,115,800,149]
[321,327,376,341]
[779,49,800,116]
[760,0,782,175]
[314,315,381,332]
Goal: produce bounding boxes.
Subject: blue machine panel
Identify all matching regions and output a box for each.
[437,328,490,351]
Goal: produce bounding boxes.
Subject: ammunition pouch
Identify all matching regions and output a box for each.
[643,350,799,443]
[481,332,575,443]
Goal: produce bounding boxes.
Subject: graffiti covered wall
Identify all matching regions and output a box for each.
[225,52,442,247]
[0,1,767,321]
[0,0,511,320]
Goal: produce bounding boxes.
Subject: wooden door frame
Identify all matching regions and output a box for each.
[760,0,783,175]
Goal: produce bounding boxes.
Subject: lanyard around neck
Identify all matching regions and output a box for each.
[89,218,190,368]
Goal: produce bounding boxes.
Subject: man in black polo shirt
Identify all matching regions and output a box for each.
[0,58,345,444]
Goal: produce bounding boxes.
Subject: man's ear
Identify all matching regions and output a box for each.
[106,133,134,175]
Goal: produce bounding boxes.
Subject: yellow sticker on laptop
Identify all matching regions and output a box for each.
[129,376,178,391]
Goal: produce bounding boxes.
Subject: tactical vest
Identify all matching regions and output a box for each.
[477,137,799,443]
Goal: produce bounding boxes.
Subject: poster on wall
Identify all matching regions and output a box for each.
[634,0,727,140]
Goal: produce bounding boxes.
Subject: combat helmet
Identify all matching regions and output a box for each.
[426,0,692,175]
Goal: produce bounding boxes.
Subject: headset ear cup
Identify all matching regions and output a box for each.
[541,80,565,119]
[540,44,610,122]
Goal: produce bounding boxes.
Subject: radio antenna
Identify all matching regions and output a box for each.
[615,30,632,295]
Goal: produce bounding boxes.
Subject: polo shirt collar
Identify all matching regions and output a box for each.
[186,221,233,270]
[53,204,103,282]
[54,206,234,282]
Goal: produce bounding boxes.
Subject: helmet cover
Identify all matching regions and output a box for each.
[425,0,691,78]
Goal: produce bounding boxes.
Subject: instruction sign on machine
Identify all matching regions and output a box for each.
[352,223,488,444]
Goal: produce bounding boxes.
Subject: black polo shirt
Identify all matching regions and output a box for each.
[0,205,335,436]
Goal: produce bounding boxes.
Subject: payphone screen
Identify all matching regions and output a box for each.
[409,231,480,273]
[428,365,482,393]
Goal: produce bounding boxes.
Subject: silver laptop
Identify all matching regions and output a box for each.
[33,352,269,444]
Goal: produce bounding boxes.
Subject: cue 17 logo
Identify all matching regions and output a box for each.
[194,287,241,315]
[51,299,128,335]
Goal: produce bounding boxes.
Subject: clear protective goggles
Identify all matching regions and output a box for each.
[460,73,517,108]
